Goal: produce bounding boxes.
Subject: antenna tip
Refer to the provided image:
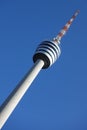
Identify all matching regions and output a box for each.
[74,10,80,17]
[75,10,80,15]
[77,9,80,13]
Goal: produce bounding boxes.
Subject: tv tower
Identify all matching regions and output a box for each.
[0,10,79,129]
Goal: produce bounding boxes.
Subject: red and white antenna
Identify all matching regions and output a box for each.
[53,10,80,44]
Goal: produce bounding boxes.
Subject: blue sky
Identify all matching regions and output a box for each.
[0,0,87,130]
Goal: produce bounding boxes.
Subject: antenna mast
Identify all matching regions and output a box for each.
[53,10,80,44]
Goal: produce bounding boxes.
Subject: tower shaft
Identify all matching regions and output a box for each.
[0,59,44,129]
